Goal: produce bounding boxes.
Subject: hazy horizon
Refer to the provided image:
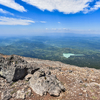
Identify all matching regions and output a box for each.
[0,0,100,36]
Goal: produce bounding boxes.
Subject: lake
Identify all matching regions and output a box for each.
[63,53,84,58]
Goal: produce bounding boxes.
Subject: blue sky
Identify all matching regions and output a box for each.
[0,0,100,36]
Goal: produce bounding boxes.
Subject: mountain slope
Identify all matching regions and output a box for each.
[0,54,100,100]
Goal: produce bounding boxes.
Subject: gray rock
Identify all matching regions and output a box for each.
[79,80,83,83]
[26,63,40,74]
[86,93,88,97]
[16,89,26,99]
[26,88,32,97]
[46,71,51,75]
[0,64,27,82]
[29,70,65,96]
[25,74,33,81]
[79,93,82,96]
[1,90,12,100]
[0,55,40,82]
[16,87,32,99]
[84,78,87,81]
[68,70,73,73]
[0,54,65,97]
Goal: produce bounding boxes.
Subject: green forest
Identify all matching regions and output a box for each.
[0,36,100,69]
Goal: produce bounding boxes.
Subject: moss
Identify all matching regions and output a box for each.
[82,84,87,88]
[11,82,16,86]
[25,80,29,83]
[91,96,97,99]
[44,77,46,80]
[10,90,17,94]
[15,61,18,64]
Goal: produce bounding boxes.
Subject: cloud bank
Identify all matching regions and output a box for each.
[22,0,93,14]
[0,17,35,25]
[0,0,100,14]
[0,8,14,15]
[0,0,26,12]
[45,28,100,34]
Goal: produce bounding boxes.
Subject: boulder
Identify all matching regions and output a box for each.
[0,54,65,97]
[29,70,65,96]
[0,63,27,82]
[0,55,40,82]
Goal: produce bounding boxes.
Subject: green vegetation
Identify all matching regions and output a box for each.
[0,36,100,69]
[91,96,97,100]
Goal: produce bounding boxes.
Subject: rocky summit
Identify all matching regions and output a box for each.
[0,54,100,100]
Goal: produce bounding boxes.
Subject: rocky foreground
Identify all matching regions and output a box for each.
[0,54,100,100]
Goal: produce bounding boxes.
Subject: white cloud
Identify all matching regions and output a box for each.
[45,28,100,34]
[90,1,100,11]
[0,0,26,12]
[40,21,46,23]
[0,8,14,15]
[84,1,100,13]
[0,17,35,25]
[22,0,93,14]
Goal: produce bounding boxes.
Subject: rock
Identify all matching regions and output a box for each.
[87,82,100,87]
[46,71,51,75]
[0,56,5,63]
[29,70,65,96]
[0,55,27,82]
[1,90,12,100]
[6,55,27,65]
[79,93,82,96]
[48,86,61,96]
[0,54,66,98]
[83,90,87,93]
[86,93,88,97]
[68,70,73,73]
[26,88,32,97]
[16,89,26,99]
[0,64,27,82]
[12,93,16,98]
[25,74,33,81]
[90,79,95,82]
[79,80,83,83]
[0,55,40,82]
[84,78,87,81]
[26,63,40,74]
[16,87,32,99]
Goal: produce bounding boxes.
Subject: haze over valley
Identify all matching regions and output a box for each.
[0,35,100,69]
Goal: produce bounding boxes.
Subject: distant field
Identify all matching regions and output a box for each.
[0,36,100,69]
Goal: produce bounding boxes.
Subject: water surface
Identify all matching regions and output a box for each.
[63,53,84,58]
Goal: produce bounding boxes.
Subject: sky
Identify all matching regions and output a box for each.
[0,0,100,36]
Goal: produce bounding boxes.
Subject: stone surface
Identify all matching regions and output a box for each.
[16,89,26,99]
[1,90,12,100]
[29,70,65,96]
[16,87,32,99]
[0,54,100,100]
[25,74,33,81]
[0,55,40,82]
